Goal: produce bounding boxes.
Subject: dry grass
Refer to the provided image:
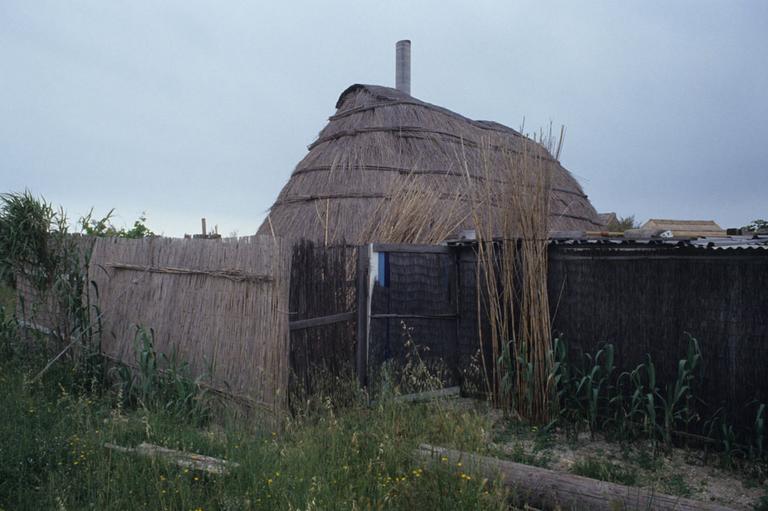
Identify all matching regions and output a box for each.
[359,171,468,244]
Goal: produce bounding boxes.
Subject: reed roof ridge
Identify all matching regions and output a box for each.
[334,84,522,138]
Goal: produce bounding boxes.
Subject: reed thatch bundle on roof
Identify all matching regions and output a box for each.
[258,84,601,245]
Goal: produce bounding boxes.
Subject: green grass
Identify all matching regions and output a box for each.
[754,494,768,511]
[490,422,553,468]
[661,473,692,498]
[571,456,638,486]
[0,284,13,319]
[0,353,509,510]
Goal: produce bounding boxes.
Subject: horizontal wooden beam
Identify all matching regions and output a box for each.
[372,243,451,254]
[370,313,458,320]
[106,263,273,283]
[289,311,356,331]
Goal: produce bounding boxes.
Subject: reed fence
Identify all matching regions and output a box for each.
[15,235,291,412]
[89,236,290,411]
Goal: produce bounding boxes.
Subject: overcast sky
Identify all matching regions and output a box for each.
[2,1,766,236]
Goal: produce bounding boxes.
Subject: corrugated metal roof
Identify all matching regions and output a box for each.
[445,231,768,251]
[549,236,768,251]
[689,236,768,250]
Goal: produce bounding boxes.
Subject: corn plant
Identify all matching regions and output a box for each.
[608,361,649,440]
[749,402,766,461]
[642,356,659,440]
[655,335,701,446]
[704,408,745,468]
[573,344,615,438]
[550,337,574,418]
[111,326,209,423]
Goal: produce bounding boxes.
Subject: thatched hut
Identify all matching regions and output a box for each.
[258,83,601,244]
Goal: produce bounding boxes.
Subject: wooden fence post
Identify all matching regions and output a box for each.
[356,245,371,388]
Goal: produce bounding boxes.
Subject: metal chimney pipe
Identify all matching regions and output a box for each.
[395,40,411,95]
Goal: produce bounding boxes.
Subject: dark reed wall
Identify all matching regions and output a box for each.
[368,250,459,384]
[548,244,768,425]
[287,240,767,424]
[288,241,358,394]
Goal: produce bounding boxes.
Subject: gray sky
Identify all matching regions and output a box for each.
[2,1,766,236]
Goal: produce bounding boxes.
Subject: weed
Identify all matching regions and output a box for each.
[662,473,692,497]
[0,333,507,510]
[622,444,662,471]
[110,326,210,425]
[572,456,638,486]
[754,494,768,511]
[750,403,766,461]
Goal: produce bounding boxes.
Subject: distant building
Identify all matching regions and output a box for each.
[596,212,618,228]
[639,219,725,238]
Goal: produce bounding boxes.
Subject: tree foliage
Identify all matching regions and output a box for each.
[0,192,58,287]
[607,215,640,232]
[80,209,154,238]
[0,192,154,288]
[742,219,768,233]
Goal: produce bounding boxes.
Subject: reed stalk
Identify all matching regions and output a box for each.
[461,130,559,423]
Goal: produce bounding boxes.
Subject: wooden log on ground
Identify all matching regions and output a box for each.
[105,442,239,475]
[370,386,461,406]
[394,386,461,403]
[415,444,735,511]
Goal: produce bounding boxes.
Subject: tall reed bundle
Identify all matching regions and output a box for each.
[462,130,558,423]
[359,172,468,244]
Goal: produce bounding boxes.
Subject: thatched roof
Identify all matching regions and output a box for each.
[258,84,601,244]
[597,212,618,228]
[640,219,725,238]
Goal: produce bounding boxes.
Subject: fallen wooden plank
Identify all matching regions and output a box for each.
[414,444,735,511]
[105,442,239,475]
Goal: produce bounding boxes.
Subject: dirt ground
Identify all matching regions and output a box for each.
[491,424,768,510]
[443,398,766,509]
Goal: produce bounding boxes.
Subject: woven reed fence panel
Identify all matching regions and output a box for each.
[288,240,357,395]
[89,236,290,410]
[548,246,768,428]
